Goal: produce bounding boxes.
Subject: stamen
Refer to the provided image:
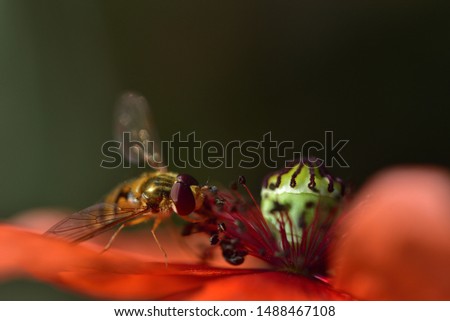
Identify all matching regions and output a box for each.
[218,222,226,232]
[238,175,261,213]
[209,233,219,245]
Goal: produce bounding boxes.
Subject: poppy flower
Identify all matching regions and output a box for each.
[0,222,347,300]
[1,166,449,300]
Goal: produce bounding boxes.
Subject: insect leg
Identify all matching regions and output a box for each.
[101,223,126,254]
[151,217,168,267]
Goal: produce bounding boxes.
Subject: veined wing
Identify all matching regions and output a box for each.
[114,92,166,170]
[44,203,149,243]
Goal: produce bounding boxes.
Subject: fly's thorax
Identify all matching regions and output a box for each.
[260,161,345,243]
[140,172,178,213]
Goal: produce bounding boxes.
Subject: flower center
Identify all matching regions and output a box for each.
[184,158,346,277]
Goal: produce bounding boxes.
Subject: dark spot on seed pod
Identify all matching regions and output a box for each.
[270,201,288,214]
[298,214,307,229]
[305,201,315,209]
[268,183,276,190]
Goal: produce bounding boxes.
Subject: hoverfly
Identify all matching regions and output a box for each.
[45,92,207,260]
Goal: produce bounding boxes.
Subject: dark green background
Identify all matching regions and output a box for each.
[0,0,449,299]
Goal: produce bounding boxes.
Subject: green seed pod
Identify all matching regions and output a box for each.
[261,158,345,246]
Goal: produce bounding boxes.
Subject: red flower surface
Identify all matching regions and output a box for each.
[330,167,450,300]
[0,224,347,300]
[0,166,449,300]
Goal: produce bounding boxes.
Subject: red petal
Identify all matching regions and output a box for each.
[0,225,349,300]
[0,225,238,299]
[330,167,450,300]
[171,271,350,300]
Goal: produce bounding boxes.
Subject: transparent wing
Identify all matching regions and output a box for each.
[44,203,149,243]
[114,91,166,170]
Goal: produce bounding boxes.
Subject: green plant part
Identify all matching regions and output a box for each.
[260,158,345,249]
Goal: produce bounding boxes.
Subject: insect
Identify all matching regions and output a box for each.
[45,92,207,260]
[260,157,345,245]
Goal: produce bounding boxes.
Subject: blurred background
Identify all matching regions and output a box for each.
[0,0,449,299]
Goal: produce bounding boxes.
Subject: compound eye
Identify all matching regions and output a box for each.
[170,182,196,216]
[176,174,199,187]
